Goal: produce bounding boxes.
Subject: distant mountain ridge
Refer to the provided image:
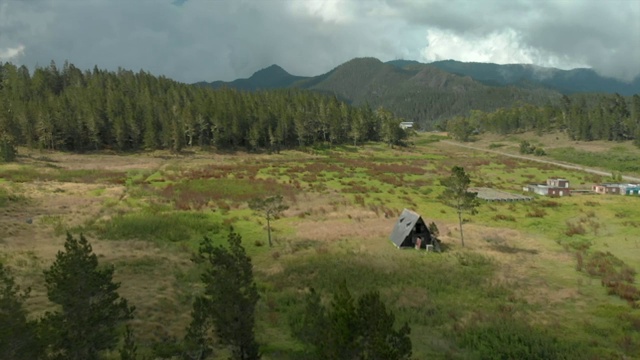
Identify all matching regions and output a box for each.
[197,58,640,96]
[425,60,640,96]
[195,57,639,126]
[193,64,306,90]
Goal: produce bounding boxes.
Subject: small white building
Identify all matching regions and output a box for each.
[524,178,571,197]
[547,178,569,188]
[400,122,414,130]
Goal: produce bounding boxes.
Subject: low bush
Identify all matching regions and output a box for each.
[565,221,586,236]
[526,208,547,218]
[539,200,561,208]
[584,251,640,306]
[493,214,516,222]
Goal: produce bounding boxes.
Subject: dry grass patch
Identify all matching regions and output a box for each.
[20,150,167,171]
[451,224,583,307]
[295,217,389,242]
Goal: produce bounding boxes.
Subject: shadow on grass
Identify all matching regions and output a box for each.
[490,244,539,255]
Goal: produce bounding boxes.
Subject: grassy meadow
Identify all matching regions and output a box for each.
[1,133,640,359]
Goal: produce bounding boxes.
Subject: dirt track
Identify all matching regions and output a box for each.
[441,140,640,183]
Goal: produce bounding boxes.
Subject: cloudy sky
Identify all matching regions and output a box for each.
[1,0,638,83]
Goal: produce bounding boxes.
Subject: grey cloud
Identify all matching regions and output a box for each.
[1,0,638,82]
[388,0,640,80]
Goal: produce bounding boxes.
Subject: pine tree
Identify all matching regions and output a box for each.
[327,281,358,359]
[290,288,328,358]
[0,264,41,359]
[355,291,412,360]
[292,282,412,360]
[188,230,260,360]
[0,137,17,162]
[439,166,479,247]
[42,233,134,360]
[248,195,288,247]
[119,325,138,360]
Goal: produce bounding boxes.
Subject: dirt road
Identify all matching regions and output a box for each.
[441,140,640,183]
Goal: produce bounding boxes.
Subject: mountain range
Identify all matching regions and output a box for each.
[195,58,640,126]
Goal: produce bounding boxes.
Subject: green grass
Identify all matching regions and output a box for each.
[257,249,508,358]
[1,166,126,184]
[0,185,28,208]
[94,210,223,244]
[549,147,640,174]
[4,133,640,359]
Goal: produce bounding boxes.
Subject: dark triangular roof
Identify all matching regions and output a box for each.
[389,209,421,247]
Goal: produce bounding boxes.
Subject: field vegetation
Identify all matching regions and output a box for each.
[465,131,640,179]
[1,133,640,359]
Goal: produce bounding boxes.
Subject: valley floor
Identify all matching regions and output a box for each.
[1,133,639,359]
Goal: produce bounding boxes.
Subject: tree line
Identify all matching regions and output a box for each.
[0,61,408,157]
[445,93,640,146]
[1,231,411,360]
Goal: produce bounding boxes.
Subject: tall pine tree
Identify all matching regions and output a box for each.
[42,233,134,360]
[187,230,260,360]
[0,264,42,359]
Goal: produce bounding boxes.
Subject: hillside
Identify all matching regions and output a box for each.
[197,58,563,127]
[426,60,640,96]
[301,58,562,126]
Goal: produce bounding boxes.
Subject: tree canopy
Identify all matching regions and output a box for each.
[188,230,261,360]
[0,264,41,360]
[42,233,134,360]
[248,195,289,247]
[0,61,407,153]
[447,94,640,147]
[291,281,412,360]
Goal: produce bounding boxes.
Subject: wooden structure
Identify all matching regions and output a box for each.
[389,209,440,251]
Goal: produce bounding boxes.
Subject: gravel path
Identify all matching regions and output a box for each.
[441,140,640,183]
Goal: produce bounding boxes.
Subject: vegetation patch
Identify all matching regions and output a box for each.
[94,211,222,243]
[549,147,640,173]
[0,166,126,184]
[158,178,297,210]
[581,251,640,307]
[456,315,582,359]
[0,186,27,207]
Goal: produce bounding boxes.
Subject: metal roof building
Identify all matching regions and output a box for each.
[389,209,439,251]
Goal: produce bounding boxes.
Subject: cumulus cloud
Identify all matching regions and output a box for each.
[0,44,25,60]
[397,0,640,81]
[0,0,637,82]
[420,28,586,70]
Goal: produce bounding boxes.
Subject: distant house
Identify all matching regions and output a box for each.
[399,122,414,130]
[524,178,571,197]
[623,184,640,195]
[389,209,440,251]
[547,178,569,188]
[594,183,640,195]
[592,184,623,195]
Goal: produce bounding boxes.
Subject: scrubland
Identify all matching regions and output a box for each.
[1,133,639,359]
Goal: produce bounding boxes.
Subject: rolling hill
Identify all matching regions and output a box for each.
[193,64,306,91]
[195,57,638,127]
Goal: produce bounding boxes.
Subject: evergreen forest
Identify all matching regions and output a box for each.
[445,93,640,146]
[0,61,406,155]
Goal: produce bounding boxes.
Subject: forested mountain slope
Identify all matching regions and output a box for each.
[199,57,563,128]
